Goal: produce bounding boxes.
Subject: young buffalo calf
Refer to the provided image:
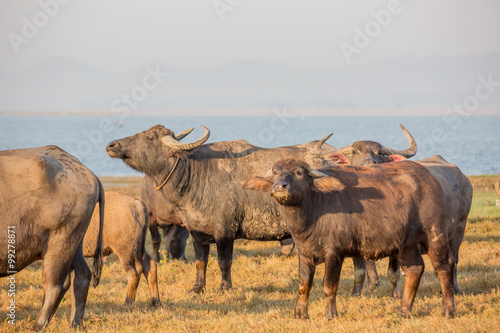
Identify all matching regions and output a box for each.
[83,191,160,306]
[244,158,455,319]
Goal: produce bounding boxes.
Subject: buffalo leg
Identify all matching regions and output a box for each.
[324,255,344,319]
[397,247,425,318]
[167,225,189,261]
[149,219,162,263]
[450,220,466,295]
[279,238,295,257]
[387,255,401,299]
[351,257,366,296]
[68,245,92,327]
[427,242,456,318]
[118,254,141,305]
[190,240,209,293]
[365,260,380,291]
[33,249,73,330]
[163,225,172,259]
[295,254,316,319]
[140,251,161,306]
[216,237,234,291]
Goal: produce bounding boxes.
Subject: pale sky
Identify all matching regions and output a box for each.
[1,0,499,71]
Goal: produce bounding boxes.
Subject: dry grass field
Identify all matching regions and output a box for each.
[1,175,499,332]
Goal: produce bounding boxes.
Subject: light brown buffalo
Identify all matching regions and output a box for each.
[83,191,160,306]
[0,146,104,330]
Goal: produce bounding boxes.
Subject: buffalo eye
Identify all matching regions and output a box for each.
[351,150,358,154]
[295,170,303,176]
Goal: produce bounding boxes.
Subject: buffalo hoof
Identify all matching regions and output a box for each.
[189,285,205,294]
[295,307,309,319]
[443,308,455,319]
[325,308,338,320]
[150,298,161,307]
[124,298,135,306]
[70,319,83,329]
[396,309,412,318]
[219,281,232,292]
[32,323,46,331]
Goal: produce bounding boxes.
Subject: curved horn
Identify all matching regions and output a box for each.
[380,124,417,158]
[162,126,210,151]
[174,127,194,141]
[314,133,337,155]
[495,178,500,199]
[308,167,329,178]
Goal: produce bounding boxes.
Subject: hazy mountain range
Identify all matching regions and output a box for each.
[1,53,499,115]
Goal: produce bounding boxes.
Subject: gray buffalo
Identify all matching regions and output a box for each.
[0,146,104,330]
[142,174,296,263]
[83,191,160,306]
[244,158,456,319]
[316,125,472,296]
[106,125,332,293]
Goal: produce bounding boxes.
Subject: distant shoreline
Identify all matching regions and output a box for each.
[1,109,499,117]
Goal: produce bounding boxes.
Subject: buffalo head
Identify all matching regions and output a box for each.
[315,124,417,166]
[106,125,210,175]
[243,158,344,206]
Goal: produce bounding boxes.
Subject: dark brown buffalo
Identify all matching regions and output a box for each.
[0,146,104,330]
[106,125,332,293]
[312,124,419,294]
[244,158,455,319]
[83,191,160,305]
[316,127,472,296]
[141,175,190,262]
[317,124,417,166]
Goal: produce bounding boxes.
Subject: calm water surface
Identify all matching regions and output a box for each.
[0,115,498,175]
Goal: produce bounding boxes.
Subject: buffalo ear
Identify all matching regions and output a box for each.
[388,154,407,162]
[243,177,273,192]
[313,177,345,193]
[329,153,349,165]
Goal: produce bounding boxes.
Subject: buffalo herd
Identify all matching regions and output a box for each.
[0,124,474,328]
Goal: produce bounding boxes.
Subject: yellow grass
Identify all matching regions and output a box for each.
[1,176,499,332]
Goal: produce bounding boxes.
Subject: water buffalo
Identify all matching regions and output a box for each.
[83,191,160,305]
[106,125,331,293]
[0,146,104,330]
[142,174,295,263]
[319,124,418,166]
[244,158,456,319]
[141,175,190,262]
[316,126,472,296]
